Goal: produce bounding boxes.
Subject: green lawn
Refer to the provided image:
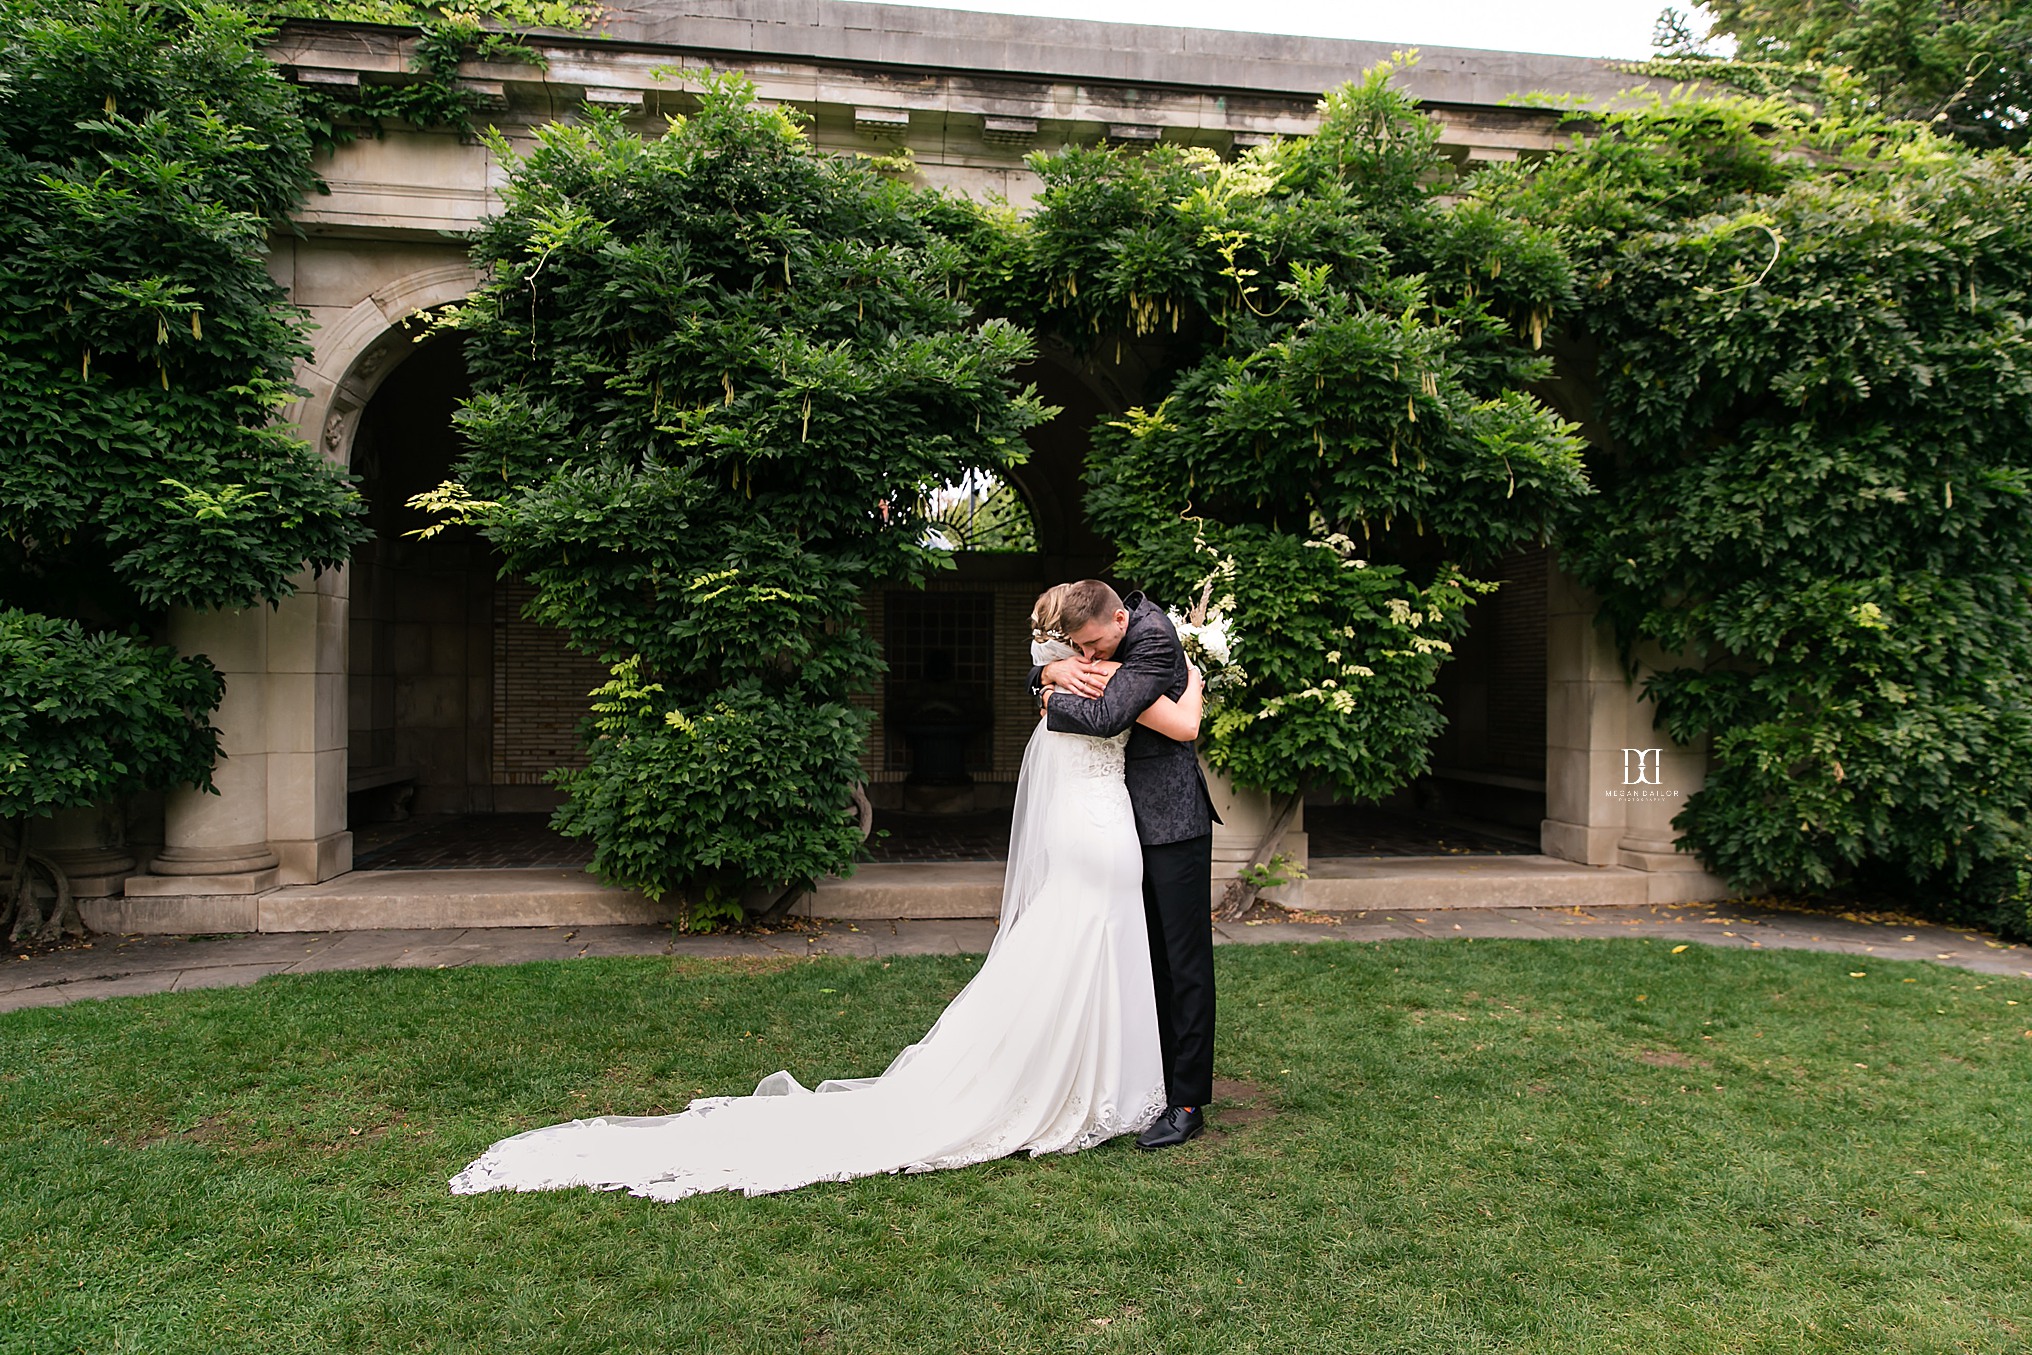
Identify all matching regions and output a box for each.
[2,939,2028,1354]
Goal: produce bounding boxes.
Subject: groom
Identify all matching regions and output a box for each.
[1034,579,1221,1149]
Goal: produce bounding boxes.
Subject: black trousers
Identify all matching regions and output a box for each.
[1141,833,1215,1109]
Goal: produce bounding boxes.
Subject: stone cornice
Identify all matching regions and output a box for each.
[264,7,1673,237]
[584,1,1662,106]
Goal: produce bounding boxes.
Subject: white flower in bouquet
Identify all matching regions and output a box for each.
[1175,613,1231,666]
[1169,605,1246,702]
[1168,538,1247,703]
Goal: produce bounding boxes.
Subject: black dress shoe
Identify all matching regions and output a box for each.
[1135,1104,1205,1150]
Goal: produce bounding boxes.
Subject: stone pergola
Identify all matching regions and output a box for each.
[79,0,1729,931]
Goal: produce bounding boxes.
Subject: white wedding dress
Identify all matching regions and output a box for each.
[449,649,1166,1202]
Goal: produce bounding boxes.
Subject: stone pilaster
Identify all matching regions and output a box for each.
[1539,557,1731,902]
[1540,556,1629,865]
[1614,641,1736,904]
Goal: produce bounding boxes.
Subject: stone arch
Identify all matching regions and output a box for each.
[983,467,1047,547]
[249,261,486,876]
[280,261,481,471]
[1007,348,1124,567]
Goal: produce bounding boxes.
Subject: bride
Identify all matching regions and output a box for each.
[450,584,1206,1201]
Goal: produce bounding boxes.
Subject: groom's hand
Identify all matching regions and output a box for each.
[1039,657,1110,699]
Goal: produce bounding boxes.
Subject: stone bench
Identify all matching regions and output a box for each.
[347,764,417,822]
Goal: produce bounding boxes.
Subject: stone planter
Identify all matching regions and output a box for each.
[1199,758,1307,908]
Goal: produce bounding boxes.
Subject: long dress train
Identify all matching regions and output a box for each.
[448,719,1165,1202]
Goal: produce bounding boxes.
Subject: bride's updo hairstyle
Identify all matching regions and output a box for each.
[1030,584,1073,645]
[1057,580,1124,636]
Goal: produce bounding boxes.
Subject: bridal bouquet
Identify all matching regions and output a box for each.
[1169,605,1247,708]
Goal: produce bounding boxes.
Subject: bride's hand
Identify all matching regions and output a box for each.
[1091,660,1122,679]
[1186,662,1204,692]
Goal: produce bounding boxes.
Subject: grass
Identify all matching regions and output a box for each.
[2,938,2029,1354]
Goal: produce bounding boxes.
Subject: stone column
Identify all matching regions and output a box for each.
[38,804,137,900]
[1540,556,1628,865]
[116,605,279,931]
[266,565,353,884]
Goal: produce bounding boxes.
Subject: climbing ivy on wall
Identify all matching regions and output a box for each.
[957,61,2032,938]
[0,0,367,822]
[275,2,579,148]
[10,0,2025,943]
[960,63,1592,806]
[261,0,593,25]
[1501,94,2032,934]
[419,78,1050,926]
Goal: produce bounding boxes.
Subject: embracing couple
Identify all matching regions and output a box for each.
[451,580,1222,1201]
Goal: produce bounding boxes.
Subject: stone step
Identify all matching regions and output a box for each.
[797,863,1007,920]
[83,856,1713,934]
[1295,855,1653,912]
[273,869,666,933]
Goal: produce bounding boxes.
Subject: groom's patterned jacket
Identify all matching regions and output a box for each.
[1032,591,1221,846]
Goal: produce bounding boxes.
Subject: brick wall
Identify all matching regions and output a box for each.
[857,576,1048,784]
[491,578,609,787]
[1423,542,1550,784]
[346,537,493,815]
[478,563,1546,804]
[485,577,1046,794]
[1485,545,1548,779]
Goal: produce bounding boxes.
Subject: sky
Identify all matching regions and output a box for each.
[866,0,1725,61]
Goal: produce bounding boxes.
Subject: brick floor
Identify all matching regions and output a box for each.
[865,810,1010,861]
[1303,804,1538,857]
[352,815,593,871]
